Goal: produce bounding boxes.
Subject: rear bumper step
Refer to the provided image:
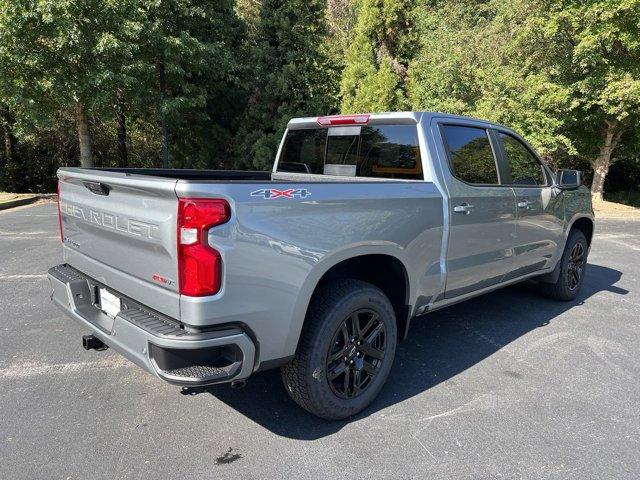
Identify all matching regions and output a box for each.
[48,264,256,386]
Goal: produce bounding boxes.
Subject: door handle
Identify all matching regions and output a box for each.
[517,200,531,209]
[453,203,474,214]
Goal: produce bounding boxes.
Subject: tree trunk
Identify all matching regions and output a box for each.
[158,62,169,169]
[590,120,623,203]
[75,99,93,167]
[0,104,25,191]
[377,41,407,82]
[3,128,14,166]
[116,88,127,168]
[0,103,16,166]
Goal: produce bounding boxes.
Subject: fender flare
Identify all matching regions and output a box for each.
[538,214,594,284]
[282,243,411,357]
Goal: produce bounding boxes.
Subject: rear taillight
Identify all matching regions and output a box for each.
[57,179,63,242]
[177,198,230,296]
[316,114,370,126]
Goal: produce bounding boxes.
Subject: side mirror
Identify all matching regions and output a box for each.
[555,169,582,189]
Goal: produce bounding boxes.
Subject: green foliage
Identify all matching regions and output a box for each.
[340,0,416,112]
[407,1,484,115]
[137,0,246,169]
[408,0,574,157]
[0,0,245,179]
[535,0,640,161]
[0,0,638,198]
[236,0,339,170]
[0,0,143,121]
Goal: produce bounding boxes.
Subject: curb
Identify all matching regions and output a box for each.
[0,194,54,211]
[595,213,640,220]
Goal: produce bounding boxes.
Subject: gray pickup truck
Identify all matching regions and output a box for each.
[49,112,593,419]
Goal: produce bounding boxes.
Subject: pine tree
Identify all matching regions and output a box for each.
[237,0,339,170]
[340,0,416,113]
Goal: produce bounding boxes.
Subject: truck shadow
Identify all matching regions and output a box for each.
[200,263,626,439]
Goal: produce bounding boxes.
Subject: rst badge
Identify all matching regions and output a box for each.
[152,273,175,287]
[250,188,311,199]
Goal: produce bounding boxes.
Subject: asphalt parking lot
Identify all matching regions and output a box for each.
[1,201,639,479]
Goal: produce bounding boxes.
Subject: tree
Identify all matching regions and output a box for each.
[538,0,640,202]
[0,104,16,171]
[0,0,147,167]
[407,0,573,158]
[325,0,358,69]
[408,0,640,202]
[236,0,263,41]
[340,0,417,113]
[237,0,338,170]
[134,0,246,169]
[0,0,246,170]
[0,102,23,190]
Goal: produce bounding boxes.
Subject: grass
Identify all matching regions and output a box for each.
[604,190,640,208]
[0,192,40,206]
[0,192,20,202]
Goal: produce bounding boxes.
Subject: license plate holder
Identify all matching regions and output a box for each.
[98,288,121,319]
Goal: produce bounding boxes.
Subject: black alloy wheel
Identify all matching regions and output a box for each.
[281,279,397,420]
[567,241,585,291]
[326,309,386,399]
[538,229,588,301]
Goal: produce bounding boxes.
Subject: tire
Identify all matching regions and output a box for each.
[539,229,588,301]
[281,279,397,420]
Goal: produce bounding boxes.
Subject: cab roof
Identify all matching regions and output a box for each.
[287,111,509,132]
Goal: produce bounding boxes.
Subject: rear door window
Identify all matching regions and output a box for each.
[277,124,423,180]
[499,133,546,186]
[359,125,422,179]
[441,125,499,185]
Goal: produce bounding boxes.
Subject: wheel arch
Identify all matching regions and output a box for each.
[569,216,594,246]
[539,214,594,284]
[284,247,412,357]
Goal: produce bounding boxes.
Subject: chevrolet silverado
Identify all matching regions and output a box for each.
[49,112,594,419]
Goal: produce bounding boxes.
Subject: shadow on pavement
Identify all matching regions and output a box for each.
[198,263,627,439]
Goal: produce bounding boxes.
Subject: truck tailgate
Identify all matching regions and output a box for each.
[58,168,181,318]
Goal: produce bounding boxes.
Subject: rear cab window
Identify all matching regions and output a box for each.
[277,124,423,180]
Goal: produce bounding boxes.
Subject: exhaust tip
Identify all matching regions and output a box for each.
[230,380,246,390]
[82,334,108,351]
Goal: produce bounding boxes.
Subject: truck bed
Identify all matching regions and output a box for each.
[87,168,272,181]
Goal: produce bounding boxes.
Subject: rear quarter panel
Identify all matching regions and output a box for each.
[175,180,444,365]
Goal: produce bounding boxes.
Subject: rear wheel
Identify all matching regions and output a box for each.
[539,230,588,301]
[281,279,397,420]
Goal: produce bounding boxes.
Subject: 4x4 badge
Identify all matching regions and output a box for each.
[250,188,311,199]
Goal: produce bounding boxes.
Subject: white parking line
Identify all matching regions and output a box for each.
[0,201,52,215]
[0,356,131,379]
[0,274,48,279]
[3,214,58,217]
[595,233,640,251]
[0,236,58,240]
[0,230,53,235]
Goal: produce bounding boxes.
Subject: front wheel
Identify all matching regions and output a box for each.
[281,279,397,420]
[539,230,588,301]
